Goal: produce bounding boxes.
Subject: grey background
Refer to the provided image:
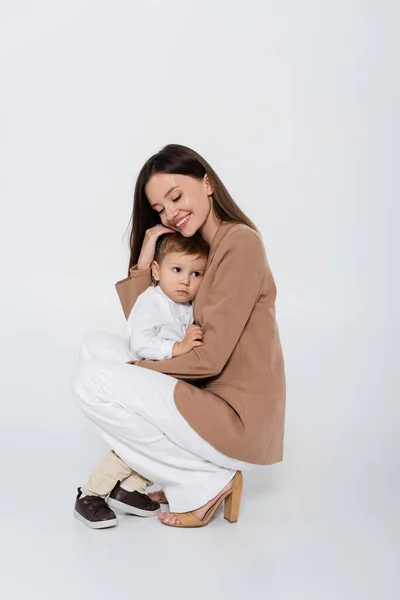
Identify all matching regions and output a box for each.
[0,1,398,599]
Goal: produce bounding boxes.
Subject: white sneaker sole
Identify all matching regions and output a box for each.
[107,497,160,517]
[74,509,118,529]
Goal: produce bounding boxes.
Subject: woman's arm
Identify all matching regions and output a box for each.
[115,223,175,319]
[115,265,152,319]
[130,229,269,380]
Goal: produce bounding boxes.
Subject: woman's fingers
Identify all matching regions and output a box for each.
[138,225,176,268]
[146,224,175,238]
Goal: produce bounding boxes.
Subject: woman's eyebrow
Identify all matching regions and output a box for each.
[151,186,179,208]
[164,185,179,198]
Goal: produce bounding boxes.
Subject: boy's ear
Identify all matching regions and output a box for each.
[151,260,160,283]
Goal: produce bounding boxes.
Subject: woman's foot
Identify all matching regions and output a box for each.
[157,478,234,526]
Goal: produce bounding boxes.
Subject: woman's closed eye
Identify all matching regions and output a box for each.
[155,194,182,215]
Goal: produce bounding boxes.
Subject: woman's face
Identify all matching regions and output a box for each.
[145,173,214,236]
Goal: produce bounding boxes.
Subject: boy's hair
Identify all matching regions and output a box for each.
[154,232,209,265]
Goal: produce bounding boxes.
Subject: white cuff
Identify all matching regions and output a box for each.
[159,339,176,360]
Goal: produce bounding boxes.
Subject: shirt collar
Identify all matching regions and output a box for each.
[154,284,191,307]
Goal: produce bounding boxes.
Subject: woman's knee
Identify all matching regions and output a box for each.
[78,330,107,361]
[71,359,101,409]
[78,330,130,362]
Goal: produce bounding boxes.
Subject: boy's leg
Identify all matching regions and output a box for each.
[122,470,153,494]
[75,451,157,529]
[81,450,153,496]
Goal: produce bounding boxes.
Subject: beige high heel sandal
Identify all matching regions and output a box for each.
[160,471,243,528]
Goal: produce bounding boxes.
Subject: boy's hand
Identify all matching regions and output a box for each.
[172,325,204,356]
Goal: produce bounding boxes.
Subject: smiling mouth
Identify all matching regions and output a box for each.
[175,214,192,228]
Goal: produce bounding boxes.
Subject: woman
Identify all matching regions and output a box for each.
[72,144,286,528]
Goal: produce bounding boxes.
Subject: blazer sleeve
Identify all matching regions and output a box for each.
[130,230,267,380]
[115,265,152,320]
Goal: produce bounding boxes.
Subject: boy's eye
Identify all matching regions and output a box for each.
[193,272,201,277]
[173,267,181,273]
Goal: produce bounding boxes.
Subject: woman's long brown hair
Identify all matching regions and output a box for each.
[126,144,258,275]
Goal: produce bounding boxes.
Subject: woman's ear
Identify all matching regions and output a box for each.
[204,174,214,196]
[151,260,160,283]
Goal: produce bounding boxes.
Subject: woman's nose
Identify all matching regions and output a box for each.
[166,204,179,222]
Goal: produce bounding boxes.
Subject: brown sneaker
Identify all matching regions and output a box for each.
[107,482,160,517]
[74,488,118,529]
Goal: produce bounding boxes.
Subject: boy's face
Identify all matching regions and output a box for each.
[151,252,207,303]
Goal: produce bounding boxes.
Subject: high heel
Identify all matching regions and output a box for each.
[224,470,243,523]
[160,471,243,528]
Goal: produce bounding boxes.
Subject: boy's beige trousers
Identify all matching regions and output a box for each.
[81,449,152,496]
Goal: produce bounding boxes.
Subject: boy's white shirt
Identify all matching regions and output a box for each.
[127,285,194,361]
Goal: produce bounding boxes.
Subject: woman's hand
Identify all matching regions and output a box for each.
[137,224,175,270]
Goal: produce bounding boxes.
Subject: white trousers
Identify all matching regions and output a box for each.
[72,331,259,512]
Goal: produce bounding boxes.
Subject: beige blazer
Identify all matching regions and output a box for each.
[115,222,286,464]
